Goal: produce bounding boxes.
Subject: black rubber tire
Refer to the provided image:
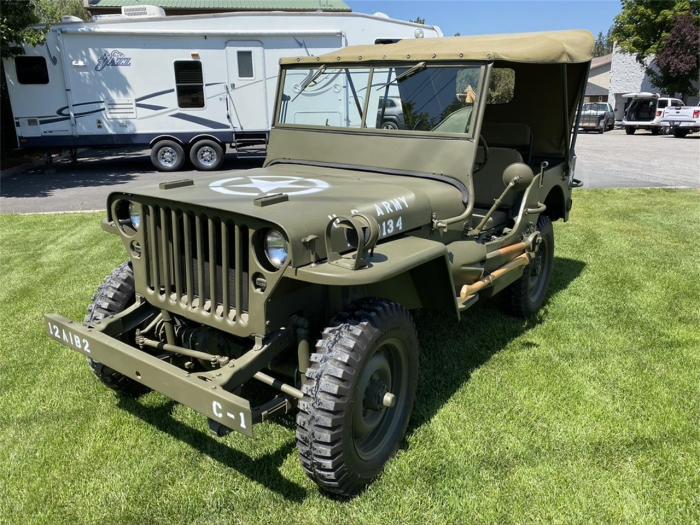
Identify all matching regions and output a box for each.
[84,263,150,396]
[502,215,554,318]
[151,139,186,171]
[381,120,399,130]
[189,139,225,171]
[297,299,419,497]
[651,128,661,135]
[673,129,689,138]
[625,126,636,135]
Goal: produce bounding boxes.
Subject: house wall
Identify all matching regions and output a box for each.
[585,61,610,101]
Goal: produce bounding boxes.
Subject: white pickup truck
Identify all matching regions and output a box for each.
[622,93,685,135]
[662,105,700,138]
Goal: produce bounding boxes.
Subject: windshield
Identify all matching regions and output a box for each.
[278,64,483,135]
[583,103,608,112]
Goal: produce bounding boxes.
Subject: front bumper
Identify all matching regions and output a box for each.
[45,314,253,436]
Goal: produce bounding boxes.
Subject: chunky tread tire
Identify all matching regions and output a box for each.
[296,299,419,497]
[502,215,554,318]
[84,263,149,397]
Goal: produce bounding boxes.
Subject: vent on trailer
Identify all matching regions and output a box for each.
[121,5,166,18]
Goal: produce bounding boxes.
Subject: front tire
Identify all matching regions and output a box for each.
[502,215,554,317]
[151,140,186,171]
[84,263,150,397]
[189,139,225,170]
[297,299,419,497]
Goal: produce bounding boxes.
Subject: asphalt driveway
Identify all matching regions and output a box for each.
[0,129,698,214]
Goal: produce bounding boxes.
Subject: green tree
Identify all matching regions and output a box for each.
[0,0,86,57]
[611,0,700,62]
[1,0,43,57]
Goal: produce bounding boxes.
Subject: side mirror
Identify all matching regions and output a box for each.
[502,162,534,189]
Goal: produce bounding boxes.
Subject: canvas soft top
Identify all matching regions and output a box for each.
[280,30,594,66]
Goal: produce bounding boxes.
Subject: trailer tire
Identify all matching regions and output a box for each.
[501,215,554,318]
[84,263,150,397]
[625,126,636,135]
[151,139,186,171]
[189,139,225,170]
[297,299,419,498]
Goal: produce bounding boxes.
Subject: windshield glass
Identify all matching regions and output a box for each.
[583,103,608,112]
[278,64,483,135]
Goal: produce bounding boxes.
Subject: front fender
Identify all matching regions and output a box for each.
[284,236,459,316]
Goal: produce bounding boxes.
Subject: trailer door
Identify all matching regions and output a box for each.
[225,41,267,131]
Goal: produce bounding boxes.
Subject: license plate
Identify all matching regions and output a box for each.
[47,319,93,355]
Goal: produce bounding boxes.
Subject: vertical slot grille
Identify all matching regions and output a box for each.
[144,204,249,319]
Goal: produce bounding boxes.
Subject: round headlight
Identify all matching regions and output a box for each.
[264,229,288,268]
[128,202,141,231]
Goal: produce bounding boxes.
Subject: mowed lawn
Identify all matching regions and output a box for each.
[0,189,698,524]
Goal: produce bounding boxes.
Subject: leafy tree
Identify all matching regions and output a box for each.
[593,29,614,57]
[649,14,700,97]
[1,0,43,57]
[1,0,86,57]
[611,0,699,62]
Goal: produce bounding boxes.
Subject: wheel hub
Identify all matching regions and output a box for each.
[159,147,177,167]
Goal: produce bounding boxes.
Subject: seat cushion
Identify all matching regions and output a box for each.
[482,122,533,162]
[472,147,523,209]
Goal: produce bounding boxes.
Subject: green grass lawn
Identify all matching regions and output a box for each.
[1,189,699,524]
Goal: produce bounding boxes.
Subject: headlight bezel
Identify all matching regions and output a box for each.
[263,228,289,270]
[113,199,141,237]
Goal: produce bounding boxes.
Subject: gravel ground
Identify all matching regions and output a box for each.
[0,129,698,214]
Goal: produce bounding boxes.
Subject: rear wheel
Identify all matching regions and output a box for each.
[502,215,554,317]
[297,299,419,497]
[189,139,225,170]
[673,129,689,138]
[651,128,661,135]
[381,120,399,130]
[84,263,150,397]
[151,140,185,171]
[625,126,636,135]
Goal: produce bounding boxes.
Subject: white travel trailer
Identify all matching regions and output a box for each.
[2,7,441,170]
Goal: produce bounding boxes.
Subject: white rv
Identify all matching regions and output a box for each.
[2,7,441,170]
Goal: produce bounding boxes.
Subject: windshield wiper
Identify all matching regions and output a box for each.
[375,61,426,90]
[291,65,327,102]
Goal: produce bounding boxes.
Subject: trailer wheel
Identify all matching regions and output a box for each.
[297,299,419,497]
[501,215,554,318]
[151,140,186,171]
[625,126,636,135]
[84,263,150,397]
[189,139,224,170]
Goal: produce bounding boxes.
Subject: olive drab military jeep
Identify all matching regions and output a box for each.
[46,30,594,497]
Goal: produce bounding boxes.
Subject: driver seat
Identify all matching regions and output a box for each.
[472,147,524,210]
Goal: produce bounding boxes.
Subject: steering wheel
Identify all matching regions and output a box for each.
[474,133,490,172]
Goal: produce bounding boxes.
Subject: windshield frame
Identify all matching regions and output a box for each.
[273,61,488,141]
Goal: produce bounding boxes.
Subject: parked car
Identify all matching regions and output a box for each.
[661,105,700,138]
[622,93,684,135]
[579,102,614,133]
[376,96,405,129]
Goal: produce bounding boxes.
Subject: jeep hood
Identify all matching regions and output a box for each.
[110,163,464,266]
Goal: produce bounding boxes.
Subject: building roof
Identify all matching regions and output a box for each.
[590,53,612,69]
[87,0,351,12]
[281,30,595,65]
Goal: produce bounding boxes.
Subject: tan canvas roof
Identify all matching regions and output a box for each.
[281,30,594,65]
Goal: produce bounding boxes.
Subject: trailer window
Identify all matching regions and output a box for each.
[174,61,204,108]
[15,56,49,84]
[237,51,254,78]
